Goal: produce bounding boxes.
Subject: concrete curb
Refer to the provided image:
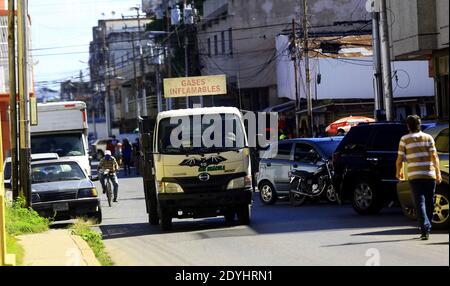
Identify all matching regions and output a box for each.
[70,233,101,266]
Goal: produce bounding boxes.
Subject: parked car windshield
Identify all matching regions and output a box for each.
[31,162,86,184]
[31,134,85,157]
[158,114,246,154]
[316,140,342,158]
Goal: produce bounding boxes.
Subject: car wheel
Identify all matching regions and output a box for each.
[432,186,449,229]
[237,205,251,225]
[401,204,417,220]
[259,182,277,205]
[351,180,383,215]
[160,209,172,231]
[88,209,102,224]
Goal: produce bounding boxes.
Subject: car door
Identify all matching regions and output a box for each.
[367,125,408,184]
[269,142,294,194]
[435,128,449,180]
[293,143,322,174]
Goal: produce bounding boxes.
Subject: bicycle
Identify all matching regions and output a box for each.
[102,169,114,207]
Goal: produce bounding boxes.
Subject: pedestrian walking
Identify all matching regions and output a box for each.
[122,138,133,176]
[396,115,442,240]
[132,138,141,175]
[116,142,123,166]
[107,135,118,157]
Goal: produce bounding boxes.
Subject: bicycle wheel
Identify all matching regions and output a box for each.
[107,181,113,207]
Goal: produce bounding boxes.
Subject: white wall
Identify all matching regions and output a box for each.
[276,35,435,101]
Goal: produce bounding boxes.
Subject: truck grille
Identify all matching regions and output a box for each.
[163,172,247,194]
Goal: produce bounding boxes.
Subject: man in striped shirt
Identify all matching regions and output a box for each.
[396,115,442,240]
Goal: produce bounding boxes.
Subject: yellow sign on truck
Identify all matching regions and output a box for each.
[163,75,227,98]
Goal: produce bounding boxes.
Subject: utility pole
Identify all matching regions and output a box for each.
[379,0,394,121]
[184,0,189,108]
[8,0,19,199]
[17,0,31,206]
[165,2,173,110]
[372,10,385,121]
[292,19,300,137]
[131,32,141,118]
[135,7,148,117]
[101,27,112,137]
[302,0,313,137]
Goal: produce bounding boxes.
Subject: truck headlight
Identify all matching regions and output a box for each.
[78,188,98,198]
[227,175,252,190]
[158,182,184,194]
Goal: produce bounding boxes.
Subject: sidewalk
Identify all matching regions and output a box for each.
[17,229,100,266]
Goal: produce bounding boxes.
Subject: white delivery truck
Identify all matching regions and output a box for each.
[140,107,253,231]
[30,101,91,176]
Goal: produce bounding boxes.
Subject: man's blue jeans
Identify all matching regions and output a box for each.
[410,179,436,234]
[100,173,119,200]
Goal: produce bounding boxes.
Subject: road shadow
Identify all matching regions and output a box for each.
[353,228,449,236]
[322,238,418,248]
[98,217,249,240]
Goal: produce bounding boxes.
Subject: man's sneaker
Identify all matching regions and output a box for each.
[420,233,430,240]
[113,199,118,203]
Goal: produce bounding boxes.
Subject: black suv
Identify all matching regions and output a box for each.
[333,123,409,215]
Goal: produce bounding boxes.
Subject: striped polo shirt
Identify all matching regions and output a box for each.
[398,131,437,180]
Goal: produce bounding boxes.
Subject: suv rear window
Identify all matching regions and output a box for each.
[338,126,371,153]
[370,125,408,151]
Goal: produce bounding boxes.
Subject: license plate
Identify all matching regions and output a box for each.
[53,202,69,212]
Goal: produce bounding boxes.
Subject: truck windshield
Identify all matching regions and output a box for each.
[31,134,85,157]
[158,114,246,155]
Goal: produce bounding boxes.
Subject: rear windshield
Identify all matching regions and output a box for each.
[337,126,372,153]
[31,134,85,157]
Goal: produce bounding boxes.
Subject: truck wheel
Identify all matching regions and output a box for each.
[148,192,159,226]
[160,210,172,231]
[351,179,383,215]
[237,205,251,225]
[432,186,449,230]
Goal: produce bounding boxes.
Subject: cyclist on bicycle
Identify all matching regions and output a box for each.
[97,150,120,202]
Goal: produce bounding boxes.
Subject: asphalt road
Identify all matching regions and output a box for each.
[92,169,449,266]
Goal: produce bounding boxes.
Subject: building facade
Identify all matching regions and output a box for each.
[197,0,370,111]
[89,17,163,133]
[387,0,449,120]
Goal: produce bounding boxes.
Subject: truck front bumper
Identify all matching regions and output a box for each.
[158,188,253,219]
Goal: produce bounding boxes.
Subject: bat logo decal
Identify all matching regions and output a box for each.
[179,155,228,168]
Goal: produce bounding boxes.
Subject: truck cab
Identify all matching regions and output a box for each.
[142,107,253,231]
